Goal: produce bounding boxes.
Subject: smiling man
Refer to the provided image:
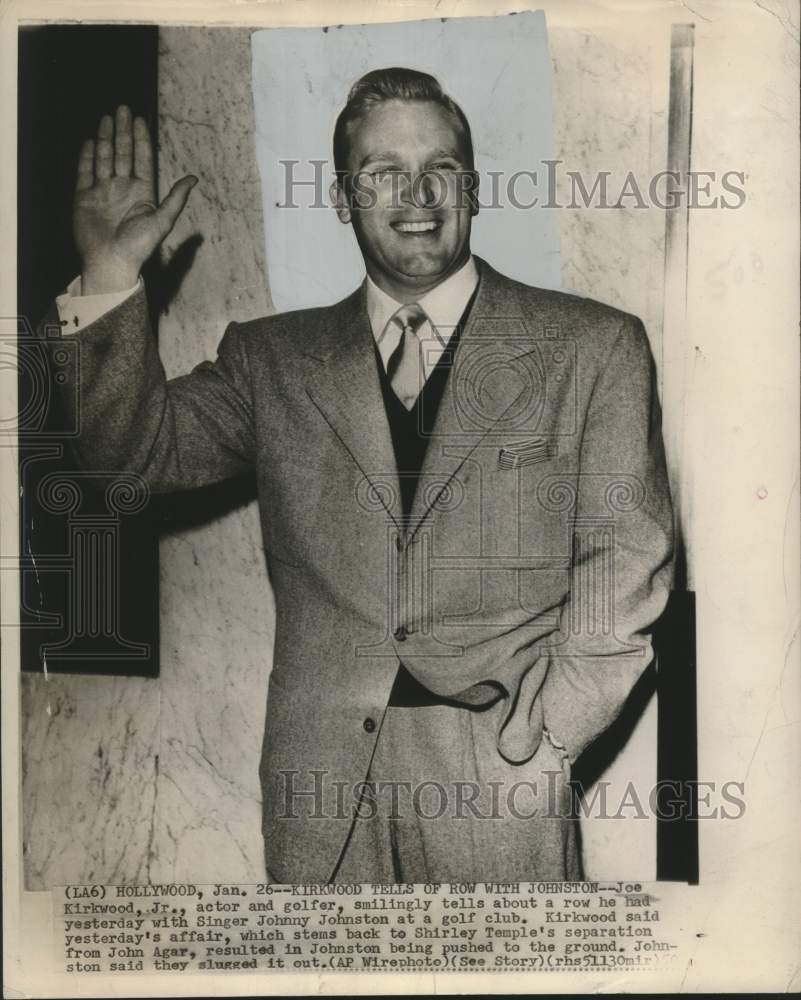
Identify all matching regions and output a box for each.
[330,72,476,300]
[49,67,674,883]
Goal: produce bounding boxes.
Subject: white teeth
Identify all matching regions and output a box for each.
[394,221,438,233]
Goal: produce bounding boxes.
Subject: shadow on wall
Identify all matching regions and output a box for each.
[572,533,698,884]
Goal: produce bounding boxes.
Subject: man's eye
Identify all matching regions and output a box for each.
[370,169,400,180]
[430,163,458,172]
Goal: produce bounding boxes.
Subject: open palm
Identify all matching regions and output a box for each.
[74,105,196,293]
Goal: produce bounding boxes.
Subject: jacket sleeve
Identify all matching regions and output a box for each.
[539,315,675,764]
[46,283,256,493]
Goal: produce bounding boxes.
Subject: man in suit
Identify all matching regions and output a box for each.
[52,67,673,883]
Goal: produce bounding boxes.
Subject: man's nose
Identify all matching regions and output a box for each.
[397,170,440,209]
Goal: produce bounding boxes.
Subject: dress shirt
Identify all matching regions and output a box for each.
[366,255,479,389]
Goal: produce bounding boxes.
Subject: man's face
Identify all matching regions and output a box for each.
[332,99,478,301]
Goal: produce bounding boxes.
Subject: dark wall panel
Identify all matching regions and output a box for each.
[18,25,160,675]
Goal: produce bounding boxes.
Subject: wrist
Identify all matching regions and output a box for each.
[81,258,141,296]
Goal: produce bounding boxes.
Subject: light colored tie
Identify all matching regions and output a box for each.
[386,303,427,410]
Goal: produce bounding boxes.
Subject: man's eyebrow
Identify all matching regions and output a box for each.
[355,148,466,169]
[357,151,401,169]
[427,149,464,161]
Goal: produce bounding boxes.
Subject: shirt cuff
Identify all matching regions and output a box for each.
[55,275,142,335]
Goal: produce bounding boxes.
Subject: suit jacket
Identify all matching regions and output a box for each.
[50,256,674,882]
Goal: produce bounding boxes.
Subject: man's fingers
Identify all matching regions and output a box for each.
[76,139,95,192]
[133,116,154,186]
[95,113,114,181]
[114,105,133,178]
[154,175,198,239]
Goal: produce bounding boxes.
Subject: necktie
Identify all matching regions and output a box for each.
[386,303,427,410]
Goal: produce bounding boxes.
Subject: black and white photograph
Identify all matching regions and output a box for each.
[3,0,799,995]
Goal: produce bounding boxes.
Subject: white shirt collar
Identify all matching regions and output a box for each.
[366,256,479,374]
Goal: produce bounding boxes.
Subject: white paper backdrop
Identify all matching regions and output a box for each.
[251,12,560,311]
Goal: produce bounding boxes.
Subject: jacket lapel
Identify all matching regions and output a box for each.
[302,259,548,540]
[304,283,403,531]
[408,258,543,538]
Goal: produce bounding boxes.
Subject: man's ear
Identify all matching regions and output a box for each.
[330,178,352,224]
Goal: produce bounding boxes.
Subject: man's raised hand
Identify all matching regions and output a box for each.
[74,105,198,295]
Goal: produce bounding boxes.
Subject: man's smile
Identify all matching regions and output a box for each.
[391,219,442,234]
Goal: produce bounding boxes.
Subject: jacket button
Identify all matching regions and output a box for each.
[393,625,408,642]
[363,717,376,733]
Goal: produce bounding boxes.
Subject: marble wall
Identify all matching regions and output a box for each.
[548,22,670,879]
[22,20,671,887]
[22,27,274,888]
[150,26,275,886]
[551,24,669,373]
